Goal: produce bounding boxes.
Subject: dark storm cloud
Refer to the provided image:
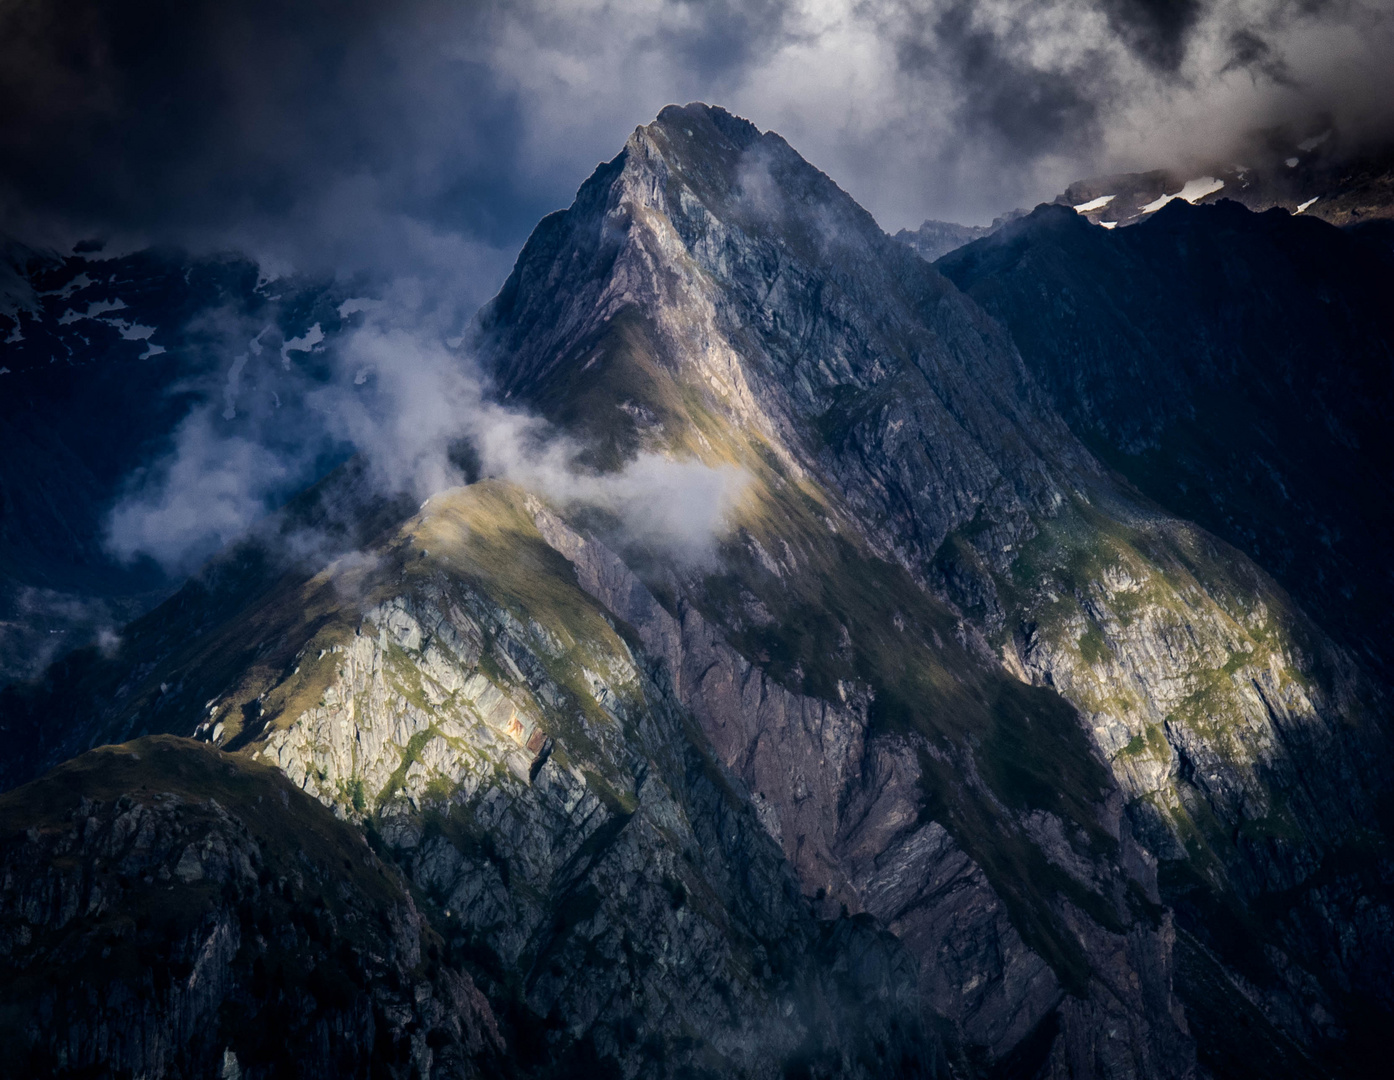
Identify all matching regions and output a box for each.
[0,0,798,274]
[0,0,538,264]
[1100,0,1205,71]
[895,0,1107,159]
[2,0,1391,255]
[851,0,1394,225]
[1223,28,1296,85]
[643,0,795,79]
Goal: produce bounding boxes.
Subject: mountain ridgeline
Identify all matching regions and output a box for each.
[1,104,1391,1080]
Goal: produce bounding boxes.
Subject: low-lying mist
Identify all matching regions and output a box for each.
[103,271,746,581]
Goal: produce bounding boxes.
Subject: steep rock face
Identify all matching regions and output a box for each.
[0,737,501,1079]
[936,200,1394,666]
[231,483,936,1078]
[481,104,1090,575]
[531,506,1180,1069]
[476,104,1392,1075]
[529,507,1198,1080]
[935,200,1394,1075]
[0,460,418,794]
[938,200,1394,673]
[1,484,937,1078]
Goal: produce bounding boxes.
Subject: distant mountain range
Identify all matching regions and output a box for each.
[896,126,1394,258]
[1056,129,1394,231]
[893,212,1024,262]
[1,105,1391,1080]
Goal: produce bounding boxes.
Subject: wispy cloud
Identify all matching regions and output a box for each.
[103,275,745,573]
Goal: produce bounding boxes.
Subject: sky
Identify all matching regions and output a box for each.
[3,0,1393,308]
[3,0,1393,582]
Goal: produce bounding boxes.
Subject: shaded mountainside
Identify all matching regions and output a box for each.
[1,104,1392,1079]
[936,199,1394,676]
[0,244,355,683]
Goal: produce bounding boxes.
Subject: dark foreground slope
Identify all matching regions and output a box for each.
[1,480,939,1079]
[0,736,502,1079]
[0,105,1391,1080]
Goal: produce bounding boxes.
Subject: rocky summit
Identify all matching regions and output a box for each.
[1,104,1392,1080]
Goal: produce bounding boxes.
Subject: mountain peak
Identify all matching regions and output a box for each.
[651,101,762,150]
[478,100,941,470]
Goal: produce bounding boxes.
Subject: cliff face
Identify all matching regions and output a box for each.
[0,481,936,1077]
[932,197,1394,1077]
[247,483,934,1078]
[937,200,1394,675]
[0,104,1390,1080]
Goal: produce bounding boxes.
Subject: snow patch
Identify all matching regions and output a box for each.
[84,298,127,318]
[0,367,10,375]
[1296,196,1320,214]
[40,273,91,299]
[1285,157,1299,168]
[337,297,379,318]
[1100,221,1118,230]
[59,298,129,324]
[1140,177,1223,214]
[117,322,156,341]
[280,322,324,367]
[1073,194,1115,213]
[223,353,250,419]
[139,344,166,359]
[1297,130,1331,152]
[4,323,21,344]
